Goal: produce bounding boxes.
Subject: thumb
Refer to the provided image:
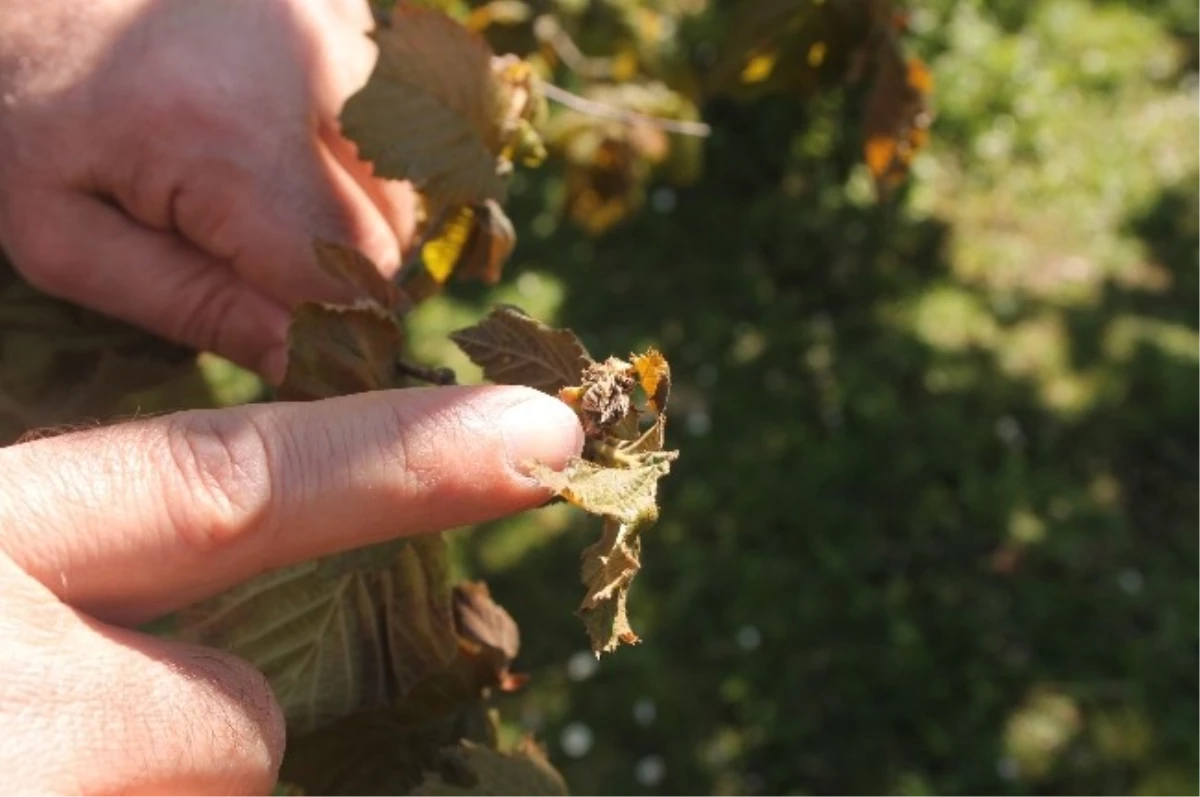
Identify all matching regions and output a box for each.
[1,555,283,795]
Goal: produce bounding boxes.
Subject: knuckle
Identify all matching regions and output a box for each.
[162,410,275,552]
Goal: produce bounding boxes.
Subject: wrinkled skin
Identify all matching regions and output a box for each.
[0,385,583,794]
[0,2,585,793]
[0,0,415,380]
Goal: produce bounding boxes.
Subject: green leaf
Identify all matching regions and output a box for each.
[341,4,510,214]
[175,538,458,735]
[278,300,405,400]
[449,305,591,395]
[412,739,569,796]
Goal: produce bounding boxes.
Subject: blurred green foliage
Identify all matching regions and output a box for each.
[409,0,1199,793]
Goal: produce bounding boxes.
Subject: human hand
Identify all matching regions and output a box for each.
[0,0,412,381]
[0,386,582,794]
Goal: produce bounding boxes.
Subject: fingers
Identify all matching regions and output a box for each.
[4,192,292,379]
[0,555,283,795]
[0,386,583,625]
[322,127,420,257]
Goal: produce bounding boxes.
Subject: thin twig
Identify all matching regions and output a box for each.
[533,14,614,80]
[538,81,712,137]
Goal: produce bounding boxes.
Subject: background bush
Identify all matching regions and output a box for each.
[407,0,1199,793]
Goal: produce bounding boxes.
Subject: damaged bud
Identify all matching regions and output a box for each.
[564,357,636,437]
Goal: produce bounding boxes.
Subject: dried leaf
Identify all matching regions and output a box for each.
[278,300,405,401]
[341,4,509,213]
[450,305,591,395]
[412,739,568,796]
[455,309,679,654]
[577,518,642,654]
[452,581,520,662]
[313,240,399,309]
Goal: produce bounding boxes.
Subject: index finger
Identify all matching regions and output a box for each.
[0,386,582,624]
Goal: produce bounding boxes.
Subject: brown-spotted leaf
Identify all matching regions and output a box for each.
[341,4,510,214]
[278,300,405,400]
[449,305,591,395]
[412,739,568,796]
[313,240,400,309]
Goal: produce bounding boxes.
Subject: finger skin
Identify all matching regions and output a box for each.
[0,554,284,795]
[0,386,583,624]
[2,191,292,378]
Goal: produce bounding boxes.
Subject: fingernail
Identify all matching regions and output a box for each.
[499,391,584,474]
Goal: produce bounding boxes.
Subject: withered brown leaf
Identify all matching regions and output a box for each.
[449,305,590,395]
[278,300,405,401]
[313,240,400,309]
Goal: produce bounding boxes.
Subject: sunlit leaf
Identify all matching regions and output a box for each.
[341,4,510,213]
[449,305,591,394]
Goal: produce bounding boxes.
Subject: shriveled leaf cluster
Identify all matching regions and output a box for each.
[451,306,678,655]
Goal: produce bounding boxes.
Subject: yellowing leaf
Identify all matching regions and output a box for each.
[412,739,568,796]
[278,301,405,401]
[863,49,933,194]
[450,305,591,394]
[526,451,677,655]
[740,50,779,84]
[632,347,671,414]
[410,201,517,303]
[341,5,510,213]
[312,240,399,309]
